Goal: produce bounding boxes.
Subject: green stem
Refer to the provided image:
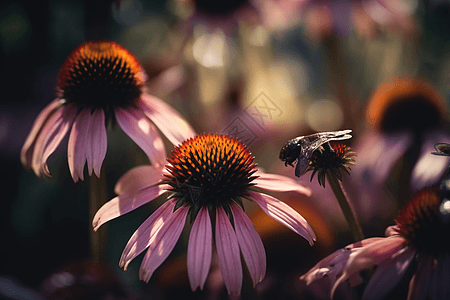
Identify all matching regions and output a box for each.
[326,170,364,242]
[89,166,108,262]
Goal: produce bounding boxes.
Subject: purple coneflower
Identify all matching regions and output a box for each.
[21,41,195,182]
[93,134,316,295]
[301,183,450,300]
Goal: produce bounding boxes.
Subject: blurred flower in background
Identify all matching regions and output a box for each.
[20,41,195,182]
[348,77,450,225]
[93,134,315,295]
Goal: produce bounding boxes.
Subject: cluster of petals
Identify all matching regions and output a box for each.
[93,165,316,295]
[20,93,196,182]
[301,225,450,300]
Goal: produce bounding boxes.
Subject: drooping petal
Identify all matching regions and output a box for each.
[353,130,413,185]
[31,104,77,177]
[114,165,166,195]
[407,257,434,300]
[119,199,176,270]
[146,65,185,97]
[230,203,266,287]
[362,246,416,300]
[253,170,311,196]
[249,191,316,245]
[187,207,212,291]
[87,108,107,177]
[21,99,63,168]
[139,204,189,282]
[385,225,401,237]
[67,108,92,182]
[92,184,170,231]
[215,206,242,296]
[115,107,166,164]
[138,93,196,146]
[331,236,406,298]
[300,237,385,286]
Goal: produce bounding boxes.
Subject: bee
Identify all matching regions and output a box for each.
[279,130,352,177]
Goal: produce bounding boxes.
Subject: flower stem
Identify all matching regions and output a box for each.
[326,170,364,242]
[89,166,108,262]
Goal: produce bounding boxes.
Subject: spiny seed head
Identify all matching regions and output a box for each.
[163,134,257,220]
[306,143,356,187]
[57,41,146,110]
[396,186,450,257]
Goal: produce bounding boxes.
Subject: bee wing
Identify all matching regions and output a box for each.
[302,130,352,150]
[314,129,352,142]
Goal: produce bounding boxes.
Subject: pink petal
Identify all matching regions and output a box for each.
[114,165,166,195]
[230,202,266,287]
[331,236,406,298]
[87,108,107,177]
[354,130,413,184]
[147,65,185,97]
[138,93,196,146]
[119,199,176,270]
[253,170,311,196]
[362,246,416,300]
[407,257,434,300]
[385,225,401,237]
[215,206,242,296]
[139,203,189,282]
[187,207,212,291]
[249,191,316,245]
[31,104,76,177]
[67,108,92,182]
[300,237,384,285]
[92,184,170,231]
[115,107,166,164]
[21,99,62,168]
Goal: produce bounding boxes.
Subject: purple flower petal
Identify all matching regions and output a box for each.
[300,237,385,286]
[31,104,77,177]
[362,246,416,300]
[92,184,170,231]
[88,108,107,177]
[114,165,166,195]
[407,257,434,300]
[147,65,185,97]
[331,236,405,298]
[215,206,242,295]
[187,207,212,291]
[385,225,401,237]
[115,106,166,164]
[248,191,316,245]
[21,99,62,168]
[139,203,189,282]
[119,199,177,270]
[253,170,311,196]
[67,108,92,182]
[231,202,266,287]
[138,93,196,146]
[353,130,413,184]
